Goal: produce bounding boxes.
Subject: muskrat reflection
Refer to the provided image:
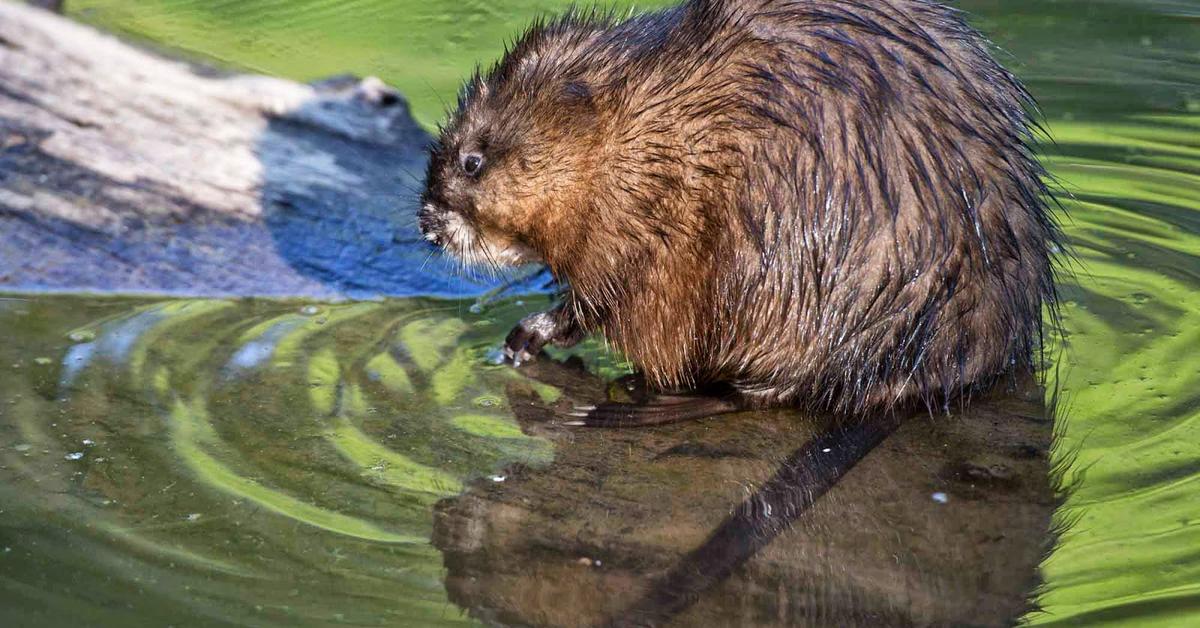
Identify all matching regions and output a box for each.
[607,417,899,627]
[432,359,1057,627]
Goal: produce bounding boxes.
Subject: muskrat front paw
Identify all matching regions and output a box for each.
[503,311,559,367]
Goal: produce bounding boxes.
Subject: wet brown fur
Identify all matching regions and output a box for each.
[419,0,1062,415]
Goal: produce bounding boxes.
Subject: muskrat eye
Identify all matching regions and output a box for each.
[460,152,484,177]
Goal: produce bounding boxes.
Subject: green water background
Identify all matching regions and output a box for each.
[2,0,1198,624]
[0,296,569,626]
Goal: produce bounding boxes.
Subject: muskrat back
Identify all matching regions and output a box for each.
[419,0,1061,416]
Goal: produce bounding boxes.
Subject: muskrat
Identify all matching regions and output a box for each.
[418,0,1060,426]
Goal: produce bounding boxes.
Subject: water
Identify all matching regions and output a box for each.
[0,295,1058,626]
[0,297,553,626]
[0,0,1196,625]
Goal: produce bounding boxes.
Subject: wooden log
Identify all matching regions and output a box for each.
[0,3,505,298]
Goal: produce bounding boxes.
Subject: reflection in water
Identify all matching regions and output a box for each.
[58,305,171,387]
[0,296,1057,627]
[435,361,1056,626]
[610,417,902,627]
[0,296,561,626]
[223,317,304,373]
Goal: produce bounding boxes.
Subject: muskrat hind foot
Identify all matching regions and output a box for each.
[503,306,582,366]
[561,395,741,428]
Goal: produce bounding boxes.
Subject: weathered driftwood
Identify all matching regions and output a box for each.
[434,362,1057,627]
[0,3,505,297]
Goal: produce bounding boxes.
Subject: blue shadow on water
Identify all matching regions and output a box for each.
[256,75,552,300]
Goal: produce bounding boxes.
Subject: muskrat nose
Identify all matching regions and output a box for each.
[417,203,446,247]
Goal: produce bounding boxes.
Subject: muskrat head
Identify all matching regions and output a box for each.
[419,22,606,272]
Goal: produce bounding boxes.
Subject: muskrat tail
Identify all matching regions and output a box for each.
[603,414,901,627]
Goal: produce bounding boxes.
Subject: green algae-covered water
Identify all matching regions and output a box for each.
[0,0,1198,625]
[0,297,563,625]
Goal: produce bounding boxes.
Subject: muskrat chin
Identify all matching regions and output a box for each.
[425,208,541,269]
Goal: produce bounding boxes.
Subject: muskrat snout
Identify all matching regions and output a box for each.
[417,202,448,247]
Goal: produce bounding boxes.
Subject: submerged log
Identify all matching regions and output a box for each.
[0,3,506,298]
